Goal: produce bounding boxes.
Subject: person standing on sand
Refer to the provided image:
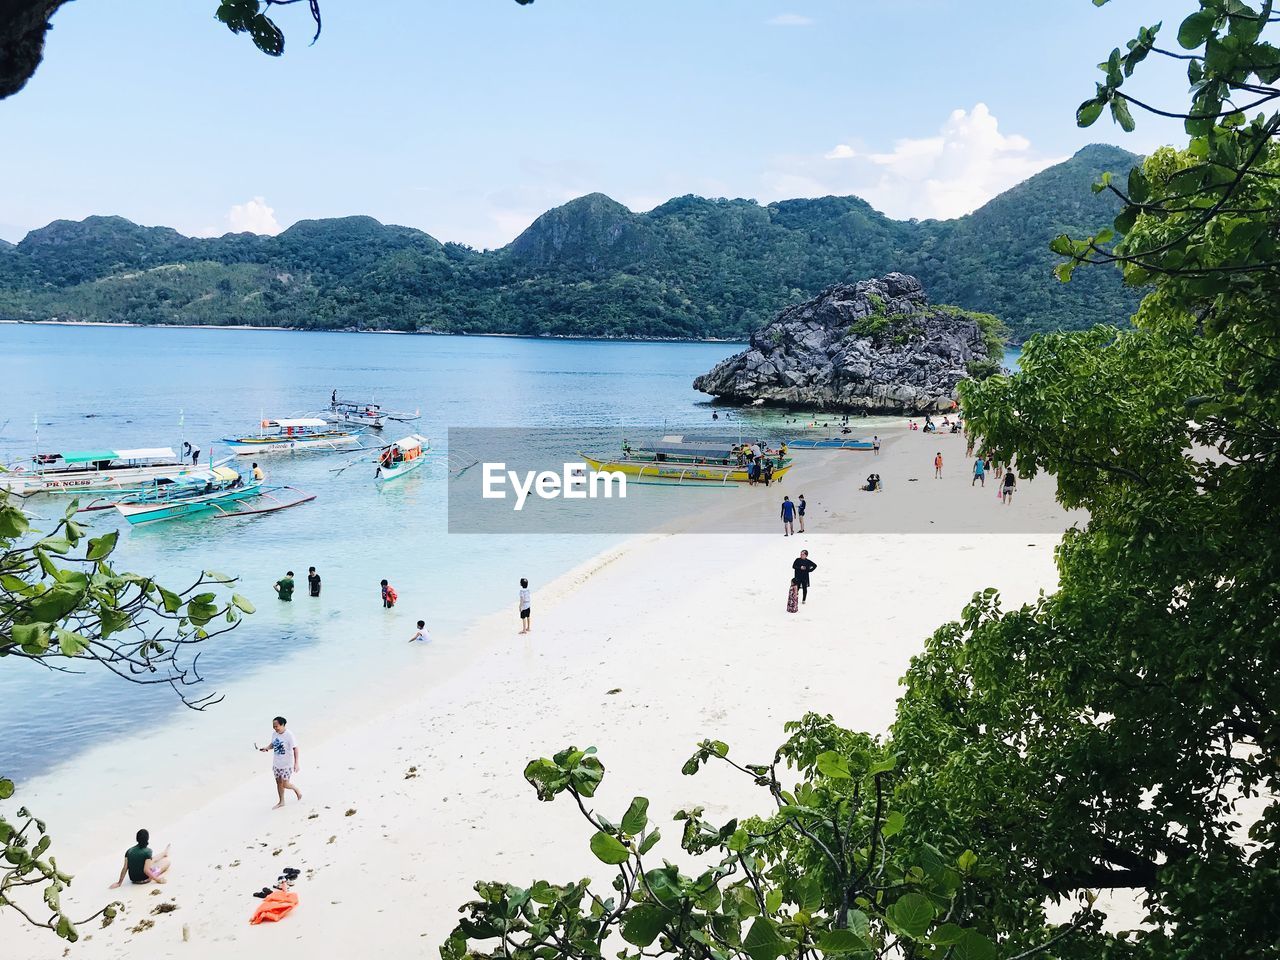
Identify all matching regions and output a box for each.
[110,829,171,887]
[873,436,881,455]
[934,452,943,478]
[791,550,817,604]
[257,716,301,810]
[274,571,294,602]
[518,578,532,634]
[307,567,321,597]
[786,578,800,614]
[780,495,795,536]
[797,494,807,532]
[1002,468,1017,504]
[972,458,986,488]
[409,620,431,643]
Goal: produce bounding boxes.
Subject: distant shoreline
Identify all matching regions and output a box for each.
[0,318,747,346]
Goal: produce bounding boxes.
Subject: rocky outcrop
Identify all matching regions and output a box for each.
[692,274,998,413]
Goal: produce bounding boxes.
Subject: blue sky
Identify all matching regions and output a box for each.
[2,0,1187,248]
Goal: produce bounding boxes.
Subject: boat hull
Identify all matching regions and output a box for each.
[581,455,792,484]
[0,462,195,495]
[375,457,426,483]
[221,434,361,455]
[114,482,264,524]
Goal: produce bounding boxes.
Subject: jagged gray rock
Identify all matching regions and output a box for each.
[692,273,998,413]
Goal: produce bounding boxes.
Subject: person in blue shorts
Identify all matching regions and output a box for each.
[797,494,807,532]
[972,457,986,487]
[780,496,795,536]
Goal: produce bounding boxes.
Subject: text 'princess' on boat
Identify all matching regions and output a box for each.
[0,446,200,495]
[221,418,362,456]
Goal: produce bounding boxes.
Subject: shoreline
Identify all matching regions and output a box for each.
[11,426,1078,958]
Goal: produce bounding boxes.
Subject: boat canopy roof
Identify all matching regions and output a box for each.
[641,442,741,459]
[113,447,177,460]
[211,466,240,482]
[59,450,121,464]
[386,434,427,450]
[266,418,329,428]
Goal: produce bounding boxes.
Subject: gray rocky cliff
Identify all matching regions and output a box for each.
[692,273,998,413]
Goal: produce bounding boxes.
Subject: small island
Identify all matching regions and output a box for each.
[692,273,1003,414]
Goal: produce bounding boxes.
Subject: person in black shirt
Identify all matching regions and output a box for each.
[307,567,321,597]
[791,550,817,604]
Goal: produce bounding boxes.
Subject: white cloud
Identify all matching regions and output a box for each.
[226,196,283,235]
[767,14,815,27]
[767,103,1065,221]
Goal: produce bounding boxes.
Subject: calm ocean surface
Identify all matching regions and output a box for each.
[0,325,1021,780]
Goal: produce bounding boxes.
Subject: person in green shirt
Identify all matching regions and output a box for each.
[274,570,295,602]
[110,828,171,887]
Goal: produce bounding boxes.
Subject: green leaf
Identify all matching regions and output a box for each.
[231,593,256,614]
[1177,10,1217,49]
[55,628,89,657]
[0,778,13,799]
[881,810,906,838]
[1076,97,1105,127]
[867,755,897,776]
[158,586,183,613]
[621,796,649,836]
[1110,96,1136,132]
[85,530,118,561]
[886,893,935,938]
[0,505,30,539]
[815,751,852,779]
[957,849,978,872]
[638,829,661,855]
[588,830,630,865]
[621,903,671,947]
[954,929,997,960]
[818,929,871,954]
[743,917,792,960]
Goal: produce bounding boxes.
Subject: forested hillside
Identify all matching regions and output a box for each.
[0,144,1140,342]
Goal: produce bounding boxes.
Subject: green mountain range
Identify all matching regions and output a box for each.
[0,144,1140,343]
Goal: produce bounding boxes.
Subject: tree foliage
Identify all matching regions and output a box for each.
[0,491,247,940]
[445,4,1280,957]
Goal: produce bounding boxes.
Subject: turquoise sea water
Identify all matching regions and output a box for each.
[0,325,1023,779]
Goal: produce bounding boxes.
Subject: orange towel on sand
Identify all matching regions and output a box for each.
[250,888,299,924]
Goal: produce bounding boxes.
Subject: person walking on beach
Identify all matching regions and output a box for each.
[110,829,171,887]
[518,578,532,634]
[252,462,264,481]
[274,571,294,602]
[257,716,301,809]
[409,620,431,643]
[786,578,800,614]
[1002,468,1017,504]
[780,495,795,536]
[307,567,321,598]
[934,451,943,478]
[972,457,986,488]
[380,579,397,608]
[872,436,881,456]
[791,550,817,604]
[797,494,807,532]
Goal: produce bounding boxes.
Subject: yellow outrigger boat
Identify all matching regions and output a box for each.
[580,453,793,484]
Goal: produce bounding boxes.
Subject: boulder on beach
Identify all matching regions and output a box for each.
[692,273,1004,414]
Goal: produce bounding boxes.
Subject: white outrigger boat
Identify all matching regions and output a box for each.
[328,398,386,430]
[221,418,362,456]
[374,434,429,483]
[0,446,198,496]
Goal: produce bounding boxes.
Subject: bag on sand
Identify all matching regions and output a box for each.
[250,888,299,925]
[787,583,800,614]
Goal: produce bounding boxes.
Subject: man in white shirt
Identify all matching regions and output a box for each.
[409,620,431,643]
[518,578,532,634]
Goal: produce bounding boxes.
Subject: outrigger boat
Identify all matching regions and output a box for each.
[222,418,361,456]
[623,437,793,469]
[111,467,315,525]
[581,437,794,485]
[0,447,199,496]
[328,398,385,430]
[785,437,874,450]
[374,434,430,482]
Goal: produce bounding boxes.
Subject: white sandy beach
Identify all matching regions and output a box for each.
[12,425,1082,958]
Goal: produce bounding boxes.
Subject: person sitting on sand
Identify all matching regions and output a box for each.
[110,828,170,887]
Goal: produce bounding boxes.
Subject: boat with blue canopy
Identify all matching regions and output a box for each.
[0,446,199,495]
